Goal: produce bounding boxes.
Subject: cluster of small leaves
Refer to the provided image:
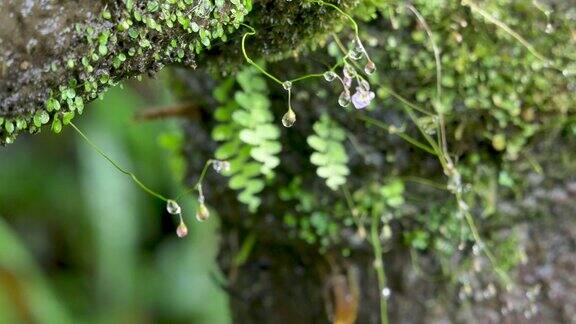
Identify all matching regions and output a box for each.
[279,177,346,248]
[353,180,406,241]
[0,84,84,143]
[375,0,575,160]
[307,114,350,190]
[337,0,575,276]
[212,67,282,211]
[1,0,251,144]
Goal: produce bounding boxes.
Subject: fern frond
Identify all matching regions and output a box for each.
[212,67,282,211]
[308,114,350,190]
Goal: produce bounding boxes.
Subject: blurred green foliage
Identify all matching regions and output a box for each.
[0,80,228,323]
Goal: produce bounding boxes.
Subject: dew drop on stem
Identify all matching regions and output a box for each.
[323,71,337,82]
[343,64,356,79]
[166,199,181,215]
[364,60,376,75]
[282,81,292,91]
[381,287,391,299]
[213,160,230,174]
[282,108,296,127]
[338,91,351,107]
[349,46,364,60]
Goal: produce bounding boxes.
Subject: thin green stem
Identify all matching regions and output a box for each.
[240,23,350,103]
[289,73,325,83]
[341,185,358,219]
[343,182,389,324]
[385,86,436,117]
[233,232,257,267]
[69,121,168,202]
[401,176,448,191]
[371,209,388,324]
[462,0,548,62]
[356,114,437,155]
[456,190,510,284]
[287,88,293,110]
[406,4,451,165]
[240,24,284,85]
[399,104,449,170]
[176,159,214,201]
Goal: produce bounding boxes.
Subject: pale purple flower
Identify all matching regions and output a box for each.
[351,87,375,109]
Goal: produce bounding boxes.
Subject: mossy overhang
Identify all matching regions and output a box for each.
[0,0,362,145]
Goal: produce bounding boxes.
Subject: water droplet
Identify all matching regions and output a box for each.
[281,109,296,127]
[323,71,337,82]
[348,37,365,61]
[196,203,210,222]
[213,160,230,173]
[342,75,352,88]
[359,79,370,91]
[176,221,188,238]
[343,64,356,79]
[381,287,391,299]
[349,46,364,60]
[364,60,376,75]
[166,199,181,215]
[282,81,292,91]
[472,243,482,255]
[338,91,351,107]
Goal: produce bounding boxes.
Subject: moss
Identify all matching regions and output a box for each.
[0,0,377,145]
[202,0,363,74]
[0,0,249,144]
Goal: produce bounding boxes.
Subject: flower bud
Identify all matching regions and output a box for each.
[196,203,210,222]
[176,221,188,238]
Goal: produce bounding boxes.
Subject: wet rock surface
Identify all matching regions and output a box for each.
[0,0,106,116]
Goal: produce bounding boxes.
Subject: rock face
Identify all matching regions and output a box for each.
[0,0,106,117]
[0,0,249,143]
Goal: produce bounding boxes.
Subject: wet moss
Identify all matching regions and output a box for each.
[0,0,371,144]
[0,0,249,144]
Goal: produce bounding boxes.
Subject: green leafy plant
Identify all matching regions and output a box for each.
[212,67,282,211]
[307,114,350,190]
